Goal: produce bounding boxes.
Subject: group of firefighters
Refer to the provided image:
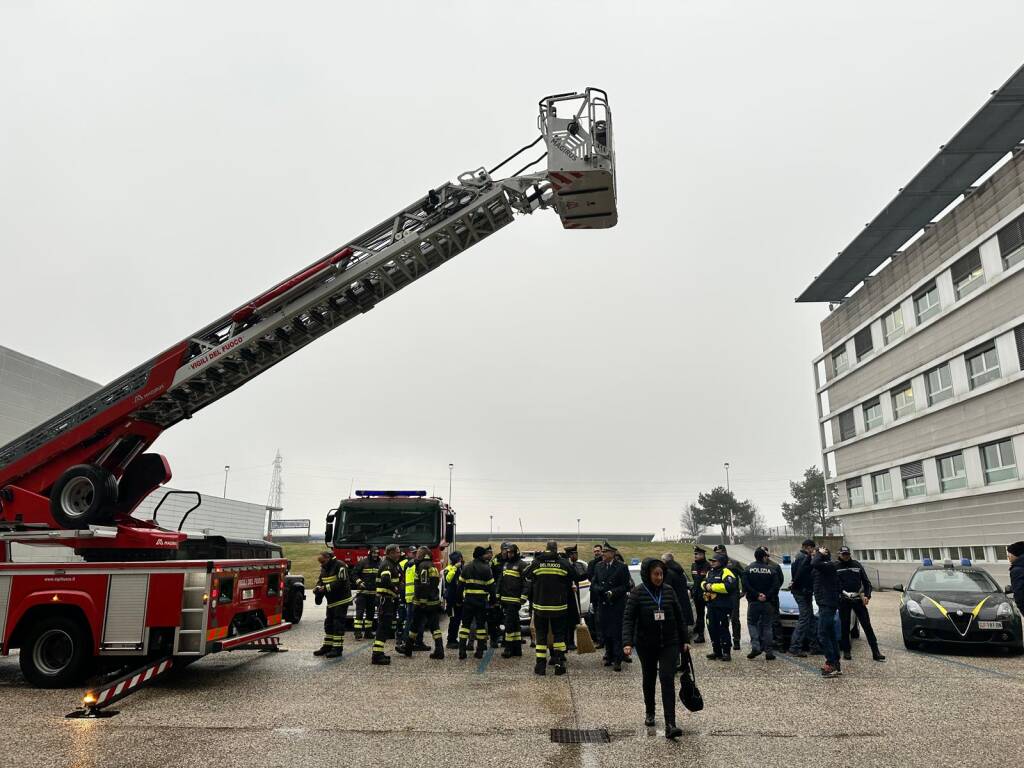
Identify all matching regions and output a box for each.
[312,537,885,679]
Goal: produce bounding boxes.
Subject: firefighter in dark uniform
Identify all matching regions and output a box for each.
[313,550,352,659]
[405,546,445,659]
[443,551,464,648]
[714,544,744,651]
[522,540,574,676]
[690,546,711,644]
[497,543,528,658]
[459,546,496,660]
[350,546,380,640]
[372,544,404,665]
[702,551,738,661]
[488,545,507,647]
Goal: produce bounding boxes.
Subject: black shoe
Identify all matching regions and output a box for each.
[613,661,622,672]
[534,662,547,676]
[692,636,705,644]
[644,714,656,727]
[512,644,523,657]
[326,648,343,659]
[733,641,741,651]
[665,724,682,741]
[474,646,486,660]
[554,663,566,676]
[746,650,762,659]
[371,653,391,666]
[706,653,721,660]
[501,646,514,659]
[458,649,468,660]
[873,653,886,662]
[721,654,731,662]
[789,650,808,658]
[402,644,413,658]
[313,645,330,657]
[430,642,445,660]
[765,652,776,661]
[843,651,852,661]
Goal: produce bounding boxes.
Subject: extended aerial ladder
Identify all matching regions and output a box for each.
[0,88,616,556]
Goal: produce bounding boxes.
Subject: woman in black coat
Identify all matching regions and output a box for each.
[622,558,691,740]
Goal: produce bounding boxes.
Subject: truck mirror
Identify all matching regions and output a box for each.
[324,522,333,545]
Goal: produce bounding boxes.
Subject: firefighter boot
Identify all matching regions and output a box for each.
[553,653,567,676]
[474,639,487,660]
[430,639,445,660]
[458,640,468,660]
[512,641,523,657]
[402,642,413,658]
[326,647,343,659]
[501,642,514,659]
[313,645,331,657]
[371,652,391,665]
[534,658,547,676]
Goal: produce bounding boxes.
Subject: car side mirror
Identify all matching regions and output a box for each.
[1006,585,1014,595]
[892,584,904,593]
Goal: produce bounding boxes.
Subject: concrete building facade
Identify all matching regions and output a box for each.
[801,71,1024,587]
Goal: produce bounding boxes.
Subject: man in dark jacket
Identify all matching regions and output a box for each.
[406,546,445,659]
[443,551,464,648]
[661,552,695,627]
[592,541,632,670]
[836,546,885,662]
[372,544,405,665]
[586,544,604,646]
[741,547,782,660]
[812,547,841,677]
[622,558,691,740]
[690,547,712,644]
[314,550,352,659]
[522,541,574,675]
[459,546,496,660]
[787,539,817,657]
[350,546,380,640]
[497,543,528,658]
[1009,542,1024,614]
[714,544,744,651]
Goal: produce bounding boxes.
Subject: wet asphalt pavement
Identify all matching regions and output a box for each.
[0,592,1020,767]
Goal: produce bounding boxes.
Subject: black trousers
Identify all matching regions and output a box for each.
[839,599,880,654]
[707,604,732,656]
[460,600,490,644]
[502,602,523,644]
[373,596,395,655]
[600,601,625,662]
[534,612,568,663]
[446,604,463,643]
[354,593,377,634]
[324,602,348,649]
[692,593,706,639]
[637,644,678,723]
[414,604,443,643]
[730,598,741,644]
[591,599,603,643]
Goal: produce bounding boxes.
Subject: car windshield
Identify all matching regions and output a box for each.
[908,568,999,593]
[334,498,441,547]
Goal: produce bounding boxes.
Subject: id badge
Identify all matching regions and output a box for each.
[653,611,665,622]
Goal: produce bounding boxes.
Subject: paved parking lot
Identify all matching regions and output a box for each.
[0,592,1019,768]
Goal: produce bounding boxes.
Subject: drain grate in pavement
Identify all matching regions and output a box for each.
[550,728,611,744]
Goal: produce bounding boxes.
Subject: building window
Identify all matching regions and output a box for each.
[937,452,967,492]
[951,249,985,299]
[995,544,1009,561]
[997,212,1024,269]
[911,547,922,561]
[854,326,874,361]
[882,306,904,344]
[880,549,889,561]
[846,478,864,507]
[914,284,941,323]
[901,461,926,497]
[863,399,883,431]
[966,345,1000,389]
[831,346,849,376]
[1015,324,1024,372]
[890,549,903,561]
[891,383,915,419]
[838,410,856,441]
[971,546,987,562]
[925,363,953,406]
[981,439,1017,484]
[871,471,892,502]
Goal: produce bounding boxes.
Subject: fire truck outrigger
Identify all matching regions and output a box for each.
[0,88,616,687]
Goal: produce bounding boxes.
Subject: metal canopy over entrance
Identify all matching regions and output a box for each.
[798,63,1024,303]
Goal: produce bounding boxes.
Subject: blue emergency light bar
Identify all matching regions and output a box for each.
[961,558,972,566]
[782,554,792,564]
[922,557,933,566]
[354,490,427,498]
[630,558,641,565]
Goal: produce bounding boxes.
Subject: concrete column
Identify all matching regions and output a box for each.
[980,235,1003,278]
[1013,435,1024,479]
[936,270,956,310]
[996,331,1021,376]
[901,296,917,332]
[869,319,884,352]
[853,404,866,434]
[889,468,904,501]
[963,444,985,489]
[880,391,895,424]
[910,374,928,412]
[949,355,970,396]
[923,457,941,495]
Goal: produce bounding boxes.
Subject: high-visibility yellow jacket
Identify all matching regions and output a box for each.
[701,566,738,602]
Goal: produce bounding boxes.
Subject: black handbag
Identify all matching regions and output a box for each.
[678,649,704,712]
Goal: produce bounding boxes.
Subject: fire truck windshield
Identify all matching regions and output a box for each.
[333,497,442,547]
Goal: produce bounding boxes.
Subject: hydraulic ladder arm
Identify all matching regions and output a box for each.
[0,88,616,547]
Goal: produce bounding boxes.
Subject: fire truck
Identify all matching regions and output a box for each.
[0,88,616,688]
[325,490,455,567]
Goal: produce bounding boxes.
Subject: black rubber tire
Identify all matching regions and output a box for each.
[49,464,118,529]
[283,587,304,625]
[19,615,93,688]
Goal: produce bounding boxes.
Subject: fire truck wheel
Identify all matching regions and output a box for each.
[50,464,118,529]
[19,615,92,688]
[283,587,304,624]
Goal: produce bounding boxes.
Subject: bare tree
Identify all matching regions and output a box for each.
[742,507,769,539]
[680,502,705,541]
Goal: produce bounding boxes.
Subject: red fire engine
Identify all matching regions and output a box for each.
[0,89,616,688]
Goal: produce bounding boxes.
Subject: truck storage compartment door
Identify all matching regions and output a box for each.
[102,573,149,652]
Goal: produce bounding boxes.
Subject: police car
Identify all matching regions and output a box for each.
[894,558,1023,653]
[776,555,859,641]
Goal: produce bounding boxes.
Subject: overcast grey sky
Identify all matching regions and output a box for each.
[3,2,1023,536]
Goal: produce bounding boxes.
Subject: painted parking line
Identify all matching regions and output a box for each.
[904,649,1018,680]
[476,647,496,674]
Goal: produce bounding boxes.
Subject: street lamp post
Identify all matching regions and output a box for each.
[662,526,666,542]
[724,461,733,544]
[489,515,493,540]
[576,518,581,547]
[448,463,454,509]
[223,465,230,498]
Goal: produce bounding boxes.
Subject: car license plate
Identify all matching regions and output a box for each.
[242,588,254,600]
[977,620,1001,630]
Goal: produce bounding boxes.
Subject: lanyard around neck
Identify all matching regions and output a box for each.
[642,584,662,610]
